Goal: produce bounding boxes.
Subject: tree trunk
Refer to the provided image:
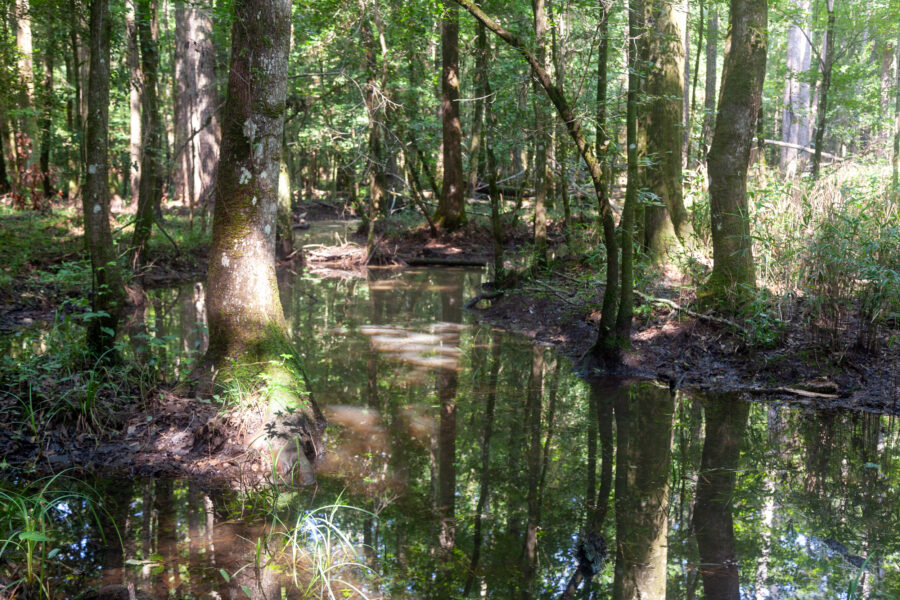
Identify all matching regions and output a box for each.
[39,45,53,198]
[205,0,324,475]
[83,0,124,355]
[531,0,550,268]
[893,39,900,205]
[693,396,750,600]
[642,0,695,258]
[131,0,164,270]
[15,0,39,171]
[126,0,141,205]
[881,42,896,113]
[780,0,812,176]
[811,0,835,179]
[703,0,767,302]
[173,0,196,207]
[612,385,674,600]
[521,346,544,600]
[686,0,705,168]
[361,1,388,258]
[700,7,718,159]
[436,4,466,230]
[454,0,625,362]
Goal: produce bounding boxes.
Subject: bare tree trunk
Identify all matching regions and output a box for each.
[126,0,141,205]
[173,0,195,207]
[780,0,812,176]
[700,7,718,159]
[703,0,767,301]
[436,4,466,230]
[686,0,705,168]
[880,42,896,113]
[811,0,836,179]
[39,45,53,198]
[132,0,164,270]
[83,0,124,355]
[15,0,39,171]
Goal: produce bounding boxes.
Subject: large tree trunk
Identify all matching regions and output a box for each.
[435,4,466,230]
[361,0,388,258]
[693,396,750,600]
[703,0,767,302]
[38,45,53,198]
[780,0,811,176]
[15,0,39,172]
[126,0,141,205]
[83,0,124,355]
[131,0,164,270]
[642,0,695,258]
[612,385,674,600]
[700,7,719,159]
[173,1,196,208]
[205,0,324,475]
[811,0,836,179]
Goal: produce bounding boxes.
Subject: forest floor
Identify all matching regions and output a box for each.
[1,200,898,487]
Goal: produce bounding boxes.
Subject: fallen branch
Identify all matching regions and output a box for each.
[526,280,582,307]
[633,290,747,333]
[733,385,840,399]
[402,257,487,267]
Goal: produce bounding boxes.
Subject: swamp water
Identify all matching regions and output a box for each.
[3,249,900,598]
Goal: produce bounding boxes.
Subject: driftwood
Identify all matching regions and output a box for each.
[463,290,505,310]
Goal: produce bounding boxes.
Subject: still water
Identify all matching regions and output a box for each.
[3,258,900,599]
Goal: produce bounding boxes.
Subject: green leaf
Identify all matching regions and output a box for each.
[241,585,253,598]
[100,327,115,337]
[219,569,231,583]
[18,531,52,543]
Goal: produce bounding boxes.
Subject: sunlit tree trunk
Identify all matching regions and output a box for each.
[126,0,141,205]
[811,0,835,179]
[612,385,674,600]
[361,0,388,257]
[435,3,466,230]
[780,0,811,176]
[893,39,900,205]
[703,0,766,301]
[693,396,750,600]
[83,0,124,355]
[173,0,195,208]
[15,0,39,170]
[131,0,163,269]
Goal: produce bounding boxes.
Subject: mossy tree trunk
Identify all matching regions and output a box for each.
[703,0,767,302]
[205,0,324,474]
[83,0,124,356]
[642,0,696,258]
[435,3,467,231]
[131,0,164,270]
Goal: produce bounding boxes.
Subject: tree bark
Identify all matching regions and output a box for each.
[131,0,164,270]
[436,3,467,230]
[205,0,324,474]
[642,0,695,258]
[126,0,141,205]
[15,0,39,171]
[39,44,53,198]
[83,0,124,355]
[693,396,750,600]
[780,0,811,176]
[811,0,835,179]
[893,39,900,205]
[703,0,767,301]
[686,0,705,168]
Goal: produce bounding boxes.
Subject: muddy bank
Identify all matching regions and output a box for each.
[469,278,900,415]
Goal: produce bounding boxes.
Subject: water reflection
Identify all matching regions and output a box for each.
[4,260,900,599]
